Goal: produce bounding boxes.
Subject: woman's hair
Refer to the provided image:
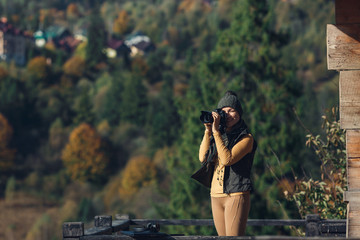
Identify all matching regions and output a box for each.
[217,90,243,117]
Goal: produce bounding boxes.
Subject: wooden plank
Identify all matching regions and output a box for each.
[348,224,360,238]
[346,130,360,157]
[336,0,360,24]
[344,191,360,202]
[347,176,360,190]
[130,219,306,227]
[340,72,360,129]
[81,236,353,240]
[348,181,360,190]
[349,202,360,211]
[85,226,112,236]
[327,24,360,70]
[347,157,360,190]
[112,219,131,232]
[348,158,360,168]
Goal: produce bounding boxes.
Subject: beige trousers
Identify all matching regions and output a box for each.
[211,192,250,236]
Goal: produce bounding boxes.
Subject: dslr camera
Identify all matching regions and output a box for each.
[200,108,227,133]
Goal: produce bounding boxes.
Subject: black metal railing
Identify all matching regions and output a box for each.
[62,214,346,240]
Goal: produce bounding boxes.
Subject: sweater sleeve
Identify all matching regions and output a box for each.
[199,130,212,162]
[213,131,253,166]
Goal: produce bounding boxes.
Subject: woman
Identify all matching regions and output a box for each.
[198,90,257,236]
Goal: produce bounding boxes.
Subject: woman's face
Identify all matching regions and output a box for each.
[222,107,240,129]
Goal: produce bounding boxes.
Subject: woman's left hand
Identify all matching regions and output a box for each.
[212,111,221,133]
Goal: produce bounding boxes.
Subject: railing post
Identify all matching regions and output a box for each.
[305,214,320,237]
[95,215,112,227]
[62,222,84,240]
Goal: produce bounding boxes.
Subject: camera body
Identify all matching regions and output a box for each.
[200,108,227,133]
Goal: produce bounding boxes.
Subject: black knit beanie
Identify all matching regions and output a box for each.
[217,90,243,117]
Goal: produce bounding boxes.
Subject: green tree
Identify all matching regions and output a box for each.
[73,88,95,126]
[93,72,123,125]
[86,8,107,68]
[147,74,180,151]
[158,75,216,235]
[120,74,148,126]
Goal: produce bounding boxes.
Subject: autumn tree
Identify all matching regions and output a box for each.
[118,155,156,199]
[66,3,80,20]
[27,56,49,80]
[62,123,109,183]
[63,56,86,78]
[113,10,129,36]
[0,113,16,195]
[0,113,15,171]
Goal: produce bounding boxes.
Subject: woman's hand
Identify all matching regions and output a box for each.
[212,111,221,133]
[204,122,212,133]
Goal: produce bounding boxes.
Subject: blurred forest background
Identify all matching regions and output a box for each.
[0,0,340,239]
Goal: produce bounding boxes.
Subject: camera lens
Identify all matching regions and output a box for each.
[200,111,213,124]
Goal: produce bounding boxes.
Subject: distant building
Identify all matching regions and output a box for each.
[124,32,155,57]
[107,37,130,59]
[0,18,31,66]
[35,25,82,53]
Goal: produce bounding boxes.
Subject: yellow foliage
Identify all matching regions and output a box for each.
[178,0,212,13]
[66,3,80,19]
[103,175,122,210]
[218,0,236,16]
[25,214,52,240]
[97,120,111,137]
[27,56,48,80]
[118,155,156,199]
[74,41,87,59]
[61,123,109,182]
[63,56,86,77]
[45,41,57,52]
[113,10,129,35]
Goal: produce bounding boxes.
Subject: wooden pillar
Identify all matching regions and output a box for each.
[327,0,360,237]
[62,222,84,240]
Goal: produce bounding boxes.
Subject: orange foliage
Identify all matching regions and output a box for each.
[63,56,86,77]
[0,66,9,80]
[0,114,15,171]
[11,15,20,24]
[39,8,57,24]
[27,56,48,80]
[118,155,156,198]
[131,57,149,76]
[166,26,179,47]
[113,10,129,35]
[61,123,109,182]
[66,3,80,19]
[178,0,212,13]
[218,0,236,15]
